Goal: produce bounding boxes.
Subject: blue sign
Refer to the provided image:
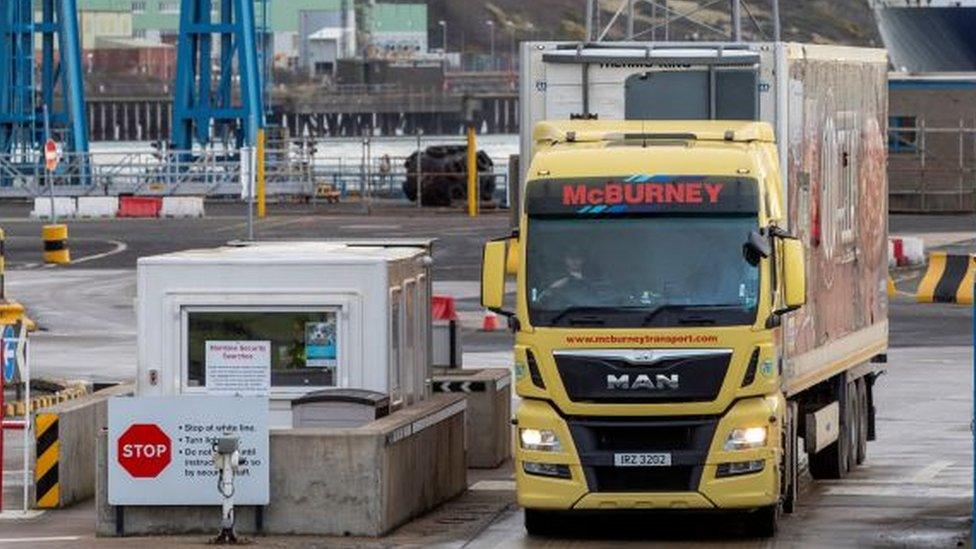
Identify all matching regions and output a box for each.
[2,324,17,383]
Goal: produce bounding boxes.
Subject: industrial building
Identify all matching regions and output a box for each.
[888,73,976,212]
[76,0,429,73]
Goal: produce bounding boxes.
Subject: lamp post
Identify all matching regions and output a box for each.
[486,20,495,71]
[506,21,516,74]
[438,20,447,74]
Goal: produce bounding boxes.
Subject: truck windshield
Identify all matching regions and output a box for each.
[526,216,760,328]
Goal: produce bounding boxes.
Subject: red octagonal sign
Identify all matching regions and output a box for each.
[117,423,172,478]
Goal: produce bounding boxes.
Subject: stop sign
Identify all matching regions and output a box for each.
[117,423,172,478]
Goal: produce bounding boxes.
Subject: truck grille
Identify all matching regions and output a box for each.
[567,416,718,493]
[553,350,732,404]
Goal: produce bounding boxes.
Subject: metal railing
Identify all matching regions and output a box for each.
[0,138,512,206]
[888,120,976,212]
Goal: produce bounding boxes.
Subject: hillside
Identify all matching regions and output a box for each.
[425,0,881,53]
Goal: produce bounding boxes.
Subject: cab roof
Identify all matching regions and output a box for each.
[533,120,776,146]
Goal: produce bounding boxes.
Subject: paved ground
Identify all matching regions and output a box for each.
[0,209,973,546]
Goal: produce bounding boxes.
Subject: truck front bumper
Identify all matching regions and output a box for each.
[515,396,783,511]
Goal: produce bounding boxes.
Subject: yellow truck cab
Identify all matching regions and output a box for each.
[484,42,888,537]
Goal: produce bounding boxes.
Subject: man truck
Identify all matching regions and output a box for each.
[481,42,888,536]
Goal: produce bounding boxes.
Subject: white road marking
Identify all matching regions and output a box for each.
[910,460,954,483]
[46,239,127,267]
[0,535,81,543]
[470,480,516,491]
[821,484,970,499]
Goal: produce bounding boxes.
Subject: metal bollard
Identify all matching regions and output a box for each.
[42,224,70,265]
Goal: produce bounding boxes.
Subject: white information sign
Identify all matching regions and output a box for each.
[108,396,269,505]
[205,340,271,396]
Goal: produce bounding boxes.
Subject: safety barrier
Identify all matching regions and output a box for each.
[76,196,119,218]
[42,224,70,264]
[31,197,77,219]
[159,196,205,218]
[916,252,976,305]
[2,385,89,419]
[35,412,59,507]
[117,196,163,218]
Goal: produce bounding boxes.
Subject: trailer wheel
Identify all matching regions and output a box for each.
[524,509,561,537]
[855,377,869,465]
[744,505,779,538]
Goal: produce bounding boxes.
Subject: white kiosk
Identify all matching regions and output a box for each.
[136,240,433,427]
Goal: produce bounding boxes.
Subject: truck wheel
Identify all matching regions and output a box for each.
[856,378,868,465]
[808,384,851,479]
[744,505,779,538]
[524,509,560,537]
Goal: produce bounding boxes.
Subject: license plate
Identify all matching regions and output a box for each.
[614,452,672,467]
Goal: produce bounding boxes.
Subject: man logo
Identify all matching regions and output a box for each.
[606,374,679,390]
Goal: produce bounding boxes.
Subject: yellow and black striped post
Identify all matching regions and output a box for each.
[916,252,976,305]
[42,224,69,264]
[0,227,5,300]
[35,412,59,508]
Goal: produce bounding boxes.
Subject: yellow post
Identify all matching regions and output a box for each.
[42,224,70,265]
[256,128,267,218]
[466,124,478,217]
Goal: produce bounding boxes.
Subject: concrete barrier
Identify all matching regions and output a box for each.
[31,197,77,219]
[433,367,511,468]
[117,196,162,218]
[77,197,119,218]
[95,393,467,537]
[33,383,134,509]
[889,236,925,268]
[160,196,205,218]
[916,252,975,304]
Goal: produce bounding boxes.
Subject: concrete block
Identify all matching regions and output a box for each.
[35,383,134,509]
[433,368,511,468]
[31,197,77,219]
[76,197,119,218]
[432,320,462,368]
[96,394,467,537]
[160,196,205,218]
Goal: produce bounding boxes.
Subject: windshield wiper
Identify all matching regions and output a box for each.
[548,307,609,326]
[642,304,744,327]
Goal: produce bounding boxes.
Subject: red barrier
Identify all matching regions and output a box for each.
[118,196,162,218]
[892,238,907,266]
[432,295,458,321]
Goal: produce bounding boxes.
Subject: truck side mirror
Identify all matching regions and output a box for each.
[780,237,806,312]
[481,240,508,310]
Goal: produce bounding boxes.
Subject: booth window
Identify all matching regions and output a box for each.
[186,310,338,389]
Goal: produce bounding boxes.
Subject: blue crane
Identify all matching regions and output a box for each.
[171,0,268,150]
[0,0,89,163]
[2,0,266,168]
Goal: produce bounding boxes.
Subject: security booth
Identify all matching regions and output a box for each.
[136,240,433,427]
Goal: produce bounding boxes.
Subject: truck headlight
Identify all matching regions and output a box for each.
[519,428,562,452]
[724,427,767,450]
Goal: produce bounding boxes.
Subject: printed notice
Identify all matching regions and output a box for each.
[304,314,337,368]
[205,340,271,396]
[108,396,269,505]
